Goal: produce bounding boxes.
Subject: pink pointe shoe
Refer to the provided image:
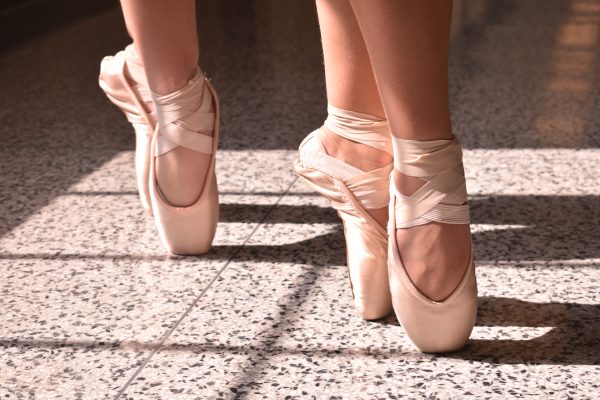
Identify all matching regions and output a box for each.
[148,68,219,255]
[100,45,219,255]
[388,136,477,353]
[293,104,394,320]
[99,44,154,214]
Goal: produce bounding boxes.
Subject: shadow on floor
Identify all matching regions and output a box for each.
[1,298,597,367]
[2,193,599,263]
[449,296,600,365]
[375,296,600,365]
[224,194,600,263]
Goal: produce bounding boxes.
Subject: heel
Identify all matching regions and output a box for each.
[98,44,154,214]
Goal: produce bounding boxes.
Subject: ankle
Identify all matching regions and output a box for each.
[149,64,200,96]
[321,127,392,171]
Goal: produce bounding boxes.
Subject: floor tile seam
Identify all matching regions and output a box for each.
[113,175,298,399]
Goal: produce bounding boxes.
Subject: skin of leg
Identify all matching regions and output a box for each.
[316,0,392,228]
[120,0,212,207]
[349,0,471,302]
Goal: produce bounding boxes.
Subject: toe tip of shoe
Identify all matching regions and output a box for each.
[167,248,211,256]
[404,323,474,354]
[354,300,393,321]
[413,338,470,354]
[161,233,214,255]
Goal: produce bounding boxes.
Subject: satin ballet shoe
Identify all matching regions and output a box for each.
[388,136,477,353]
[148,68,219,255]
[293,127,393,320]
[99,44,154,214]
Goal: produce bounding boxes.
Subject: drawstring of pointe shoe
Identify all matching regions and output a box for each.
[151,68,214,157]
[392,136,470,228]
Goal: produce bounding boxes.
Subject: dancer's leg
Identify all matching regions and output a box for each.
[121,0,211,207]
[350,0,471,301]
[317,0,383,117]
[316,0,391,227]
[291,0,396,319]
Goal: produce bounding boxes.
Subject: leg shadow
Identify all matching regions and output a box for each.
[451,296,599,365]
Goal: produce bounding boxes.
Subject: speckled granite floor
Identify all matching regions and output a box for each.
[1,0,599,399]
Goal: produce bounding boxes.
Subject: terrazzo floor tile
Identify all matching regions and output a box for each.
[449,0,600,149]
[117,145,599,399]
[2,0,600,398]
[0,147,297,398]
[463,149,600,263]
[194,0,324,152]
[0,6,134,242]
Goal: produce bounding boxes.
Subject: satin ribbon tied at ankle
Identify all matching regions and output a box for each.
[122,44,153,133]
[301,102,393,212]
[392,137,470,228]
[123,82,153,138]
[99,46,155,137]
[299,139,392,214]
[325,103,392,156]
[152,68,215,157]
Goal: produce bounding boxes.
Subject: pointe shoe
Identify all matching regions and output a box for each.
[388,136,477,353]
[293,127,393,320]
[148,68,219,255]
[99,44,154,214]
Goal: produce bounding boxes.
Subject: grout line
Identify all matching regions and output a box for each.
[114,175,298,399]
